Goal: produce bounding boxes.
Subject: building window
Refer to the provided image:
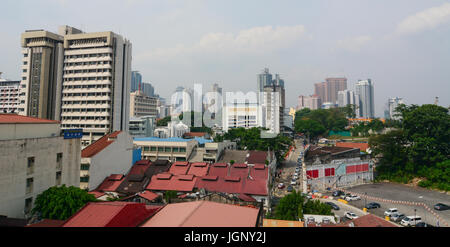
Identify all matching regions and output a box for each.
[56,153,63,170]
[150,146,157,151]
[56,172,62,186]
[24,198,33,215]
[26,178,33,194]
[179,147,186,153]
[27,157,34,175]
[157,147,164,152]
[172,147,179,153]
[80,176,89,183]
[164,147,171,153]
[80,163,90,170]
[143,146,149,152]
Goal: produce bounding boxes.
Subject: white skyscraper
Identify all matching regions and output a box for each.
[388,97,404,120]
[355,79,375,118]
[60,31,132,146]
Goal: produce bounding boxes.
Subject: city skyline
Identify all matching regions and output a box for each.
[1,1,450,118]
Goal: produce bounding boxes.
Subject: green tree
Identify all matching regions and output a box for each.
[164,190,178,203]
[273,190,334,220]
[32,185,97,220]
[156,116,172,126]
[295,119,326,139]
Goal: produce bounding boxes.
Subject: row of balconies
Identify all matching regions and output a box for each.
[62,96,111,101]
[64,57,112,63]
[62,80,112,86]
[61,112,111,117]
[63,64,112,70]
[62,103,111,109]
[62,88,111,94]
[63,72,112,78]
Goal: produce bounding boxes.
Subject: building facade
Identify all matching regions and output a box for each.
[134,137,198,162]
[17,30,65,120]
[0,114,80,219]
[80,131,134,191]
[129,90,158,118]
[130,71,142,93]
[60,31,132,147]
[314,78,347,104]
[222,102,265,131]
[388,97,404,120]
[297,95,321,110]
[129,116,156,137]
[0,78,20,114]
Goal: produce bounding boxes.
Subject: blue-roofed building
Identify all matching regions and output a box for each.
[133,137,198,162]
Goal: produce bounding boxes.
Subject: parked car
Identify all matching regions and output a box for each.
[415,222,434,227]
[332,190,344,197]
[287,185,293,192]
[344,211,359,220]
[390,213,406,222]
[325,202,340,210]
[366,202,381,209]
[345,195,361,201]
[277,183,285,189]
[401,216,422,227]
[434,203,450,211]
[290,180,297,185]
[340,193,351,199]
[384,208,399,217]
[295,167,300,172]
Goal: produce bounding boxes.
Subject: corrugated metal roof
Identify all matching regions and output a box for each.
[147,174,197,192]
[169,162,191,175]
[140,201,259,227]
[187,163,210,177]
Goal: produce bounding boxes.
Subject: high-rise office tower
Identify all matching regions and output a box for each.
[388,97,404,120]
[337,89,357,107]
[263,83,285,133]
[355,79,375,118]
[314,82,326,104]
[257,68,273,92]
[130,71,142,93]
[141,82,154,97]
[17,30,65,120]
[60,31,132,146]
[129,90,158,118]
[298,95,322,110]
[325,77,347,104]
[273,74,285,88]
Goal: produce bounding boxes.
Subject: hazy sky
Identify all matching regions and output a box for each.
[1,0,450,117]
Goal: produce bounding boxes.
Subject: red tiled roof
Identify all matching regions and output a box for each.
[0,114,59,124]
[246,151,268,164]
[250,164,269,180]
[147,174,197,192]
[128,160,151,175]
[62,202,161,227]
[208,163,229,177]
[27,219,65,227]
[95,174,125,192]
[140,201,259,227]
[137,191,160,202]
[230,164,249,179]
[187,162,210,177]
[81,131,122,158]
[238,193,257,202]
[169,161,191,175]
[336,142,369,152]
[242,179,268,196]
[195,176,242,194]
[88,191,106,198]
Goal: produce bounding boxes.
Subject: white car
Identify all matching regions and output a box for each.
[384,208,399,217]
[293,175,299,180]
[401,216,422,227]
[290,180,297,185]
[344,211,359,220]
[345,195,361,201]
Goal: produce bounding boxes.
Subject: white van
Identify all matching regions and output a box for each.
[401,216,422,227]
[384,208,398,216]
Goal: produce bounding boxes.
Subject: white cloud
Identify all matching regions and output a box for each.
[336,35,372,52]
[136,25,307,62]
[396,3,450,35]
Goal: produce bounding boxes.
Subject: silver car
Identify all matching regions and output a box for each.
[390,213,406,222]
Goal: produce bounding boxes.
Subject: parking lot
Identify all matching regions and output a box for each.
[330,183,450,226]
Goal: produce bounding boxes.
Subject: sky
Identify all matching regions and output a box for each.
[1,0,450,117]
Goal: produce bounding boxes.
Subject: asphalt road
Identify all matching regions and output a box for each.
[341,183,450,227]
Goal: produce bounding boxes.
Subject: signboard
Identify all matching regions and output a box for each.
[63,129,83,139]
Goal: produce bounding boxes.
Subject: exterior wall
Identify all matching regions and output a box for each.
[81,132,134,191]
[355,79,375,118]
[0,136,80,219]
[204,141,236,162]
[0,122,59,140]
[223,104,265,131]
[305,158,374,192]
[130,91,158,117]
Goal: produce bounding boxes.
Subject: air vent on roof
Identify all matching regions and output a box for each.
[224,176,240,182]
[156,173,172,180]
[178,175,194,181]
[202,176,218,181]
[193,163,207,167]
